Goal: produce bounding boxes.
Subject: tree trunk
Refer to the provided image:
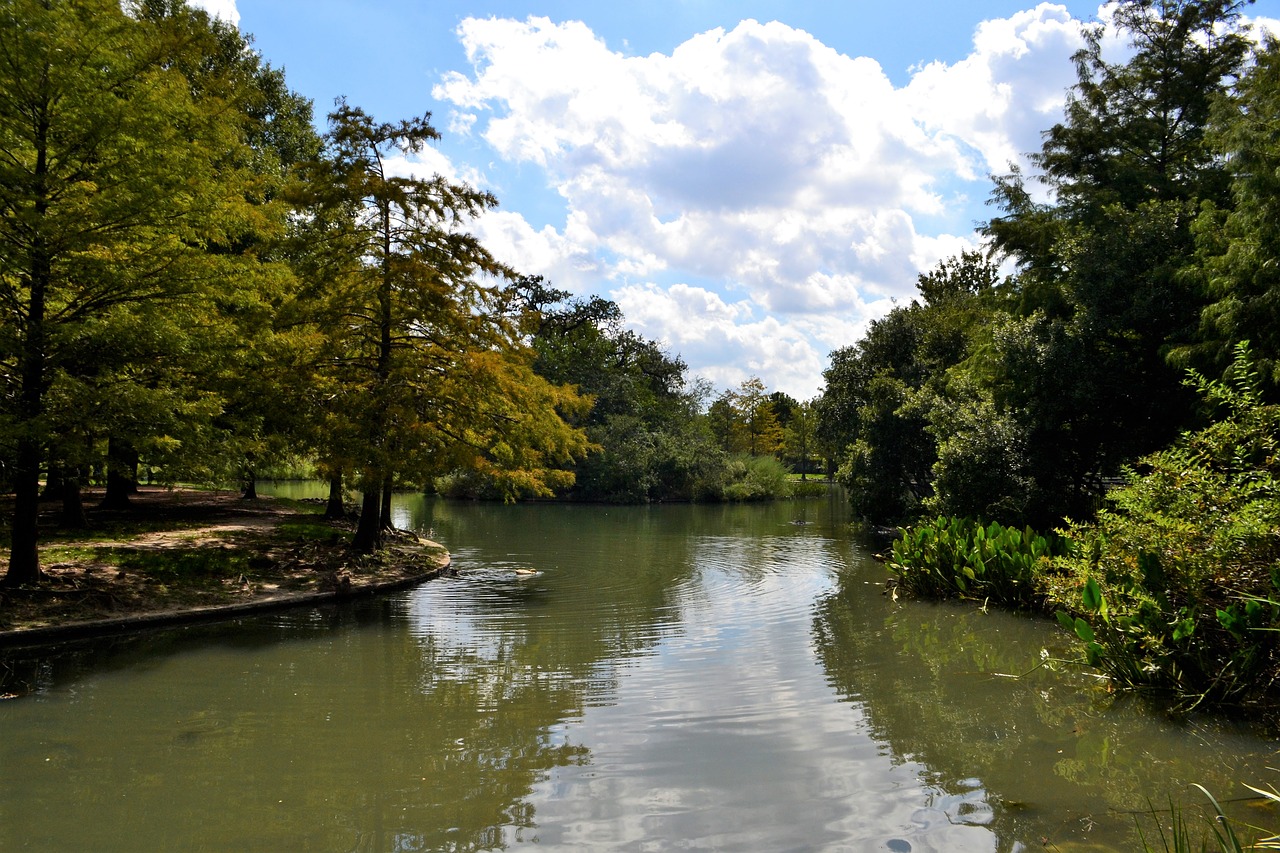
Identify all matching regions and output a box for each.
[101,436,138,509]
[380,474,394,530]
[61,469,87,529]
[241,469,258,500]
[352,485,383,553]
[5,438,44,586]
[323,473,345,521]
[6,83,52,586]
[41,461,64,500]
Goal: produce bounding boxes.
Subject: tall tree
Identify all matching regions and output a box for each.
[712,377,783,458]
[1193,37,1280,388]
[0,0,260,584]
[971,0,1254,524]
[782,398,818,479]
[300,103,589,551]
[517,281,717,502]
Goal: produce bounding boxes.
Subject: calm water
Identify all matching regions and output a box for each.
[1,488,1276,851]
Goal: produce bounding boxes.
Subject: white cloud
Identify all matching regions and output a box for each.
[433,8,1099,395]
[903,4,1086,177]
[1248,14,1280,40]
[186,0,239,26]
[611,283,860,399]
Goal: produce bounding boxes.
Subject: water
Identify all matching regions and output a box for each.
[1,488,1275,851]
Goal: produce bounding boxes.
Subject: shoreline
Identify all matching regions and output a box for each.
[0,562,449,651]
[0,487,451,650]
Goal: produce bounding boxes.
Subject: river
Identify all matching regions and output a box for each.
[1,487,1275,851]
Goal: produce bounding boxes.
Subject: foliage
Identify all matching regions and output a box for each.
[787,478,829,498]
[1191,37,1280,390]
[888,515,1071,608]
[822,251,1001,523]
[515,281,720,502]
[780,398,820,478]
[923,373,1035,523]
[294,105,591,546]
[1051,343,1280,712]
[0,0,283,582]
[819,2,1261,534]
[710,377,784,457]
[719,454,790,502]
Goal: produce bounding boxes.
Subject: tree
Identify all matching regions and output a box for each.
[1042,0,1250,218]
[507,280,722,503]
[970,0,1254,525]
[0,0,264,584]
[298,103,590,550]
[1192,37,1280,389]
[768,391,798,429]
[819,252,1001,523]
[737,377,783,457]
[782,398,818,479]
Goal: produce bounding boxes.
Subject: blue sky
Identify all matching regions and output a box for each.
[195,1,1280,399]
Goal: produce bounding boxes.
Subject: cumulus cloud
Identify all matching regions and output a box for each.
[902,4,1086,178]
[431,7,1099,397]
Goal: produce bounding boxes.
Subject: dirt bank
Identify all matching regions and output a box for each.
[0,487,450,648]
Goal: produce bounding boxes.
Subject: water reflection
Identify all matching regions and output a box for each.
[1,489,1275,851]
[812,567,1279,850]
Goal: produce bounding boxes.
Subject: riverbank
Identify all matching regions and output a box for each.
[0,487,450,648]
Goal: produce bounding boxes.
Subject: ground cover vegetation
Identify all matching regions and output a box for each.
[816,0,1280,733]
[0,0,824,590]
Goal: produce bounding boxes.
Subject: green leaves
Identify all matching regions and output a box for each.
[888,516,1070,607]
[1081,576,1106,617]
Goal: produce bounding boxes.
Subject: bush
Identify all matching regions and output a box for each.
[720,454,790,501]
[1050,343,1280,712]
[788,479,829,498]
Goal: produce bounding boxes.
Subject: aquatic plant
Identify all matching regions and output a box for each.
[1136,779,1280,852]
[888,515,1071,608]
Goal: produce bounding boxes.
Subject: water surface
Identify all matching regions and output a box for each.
[1,490,1275,851]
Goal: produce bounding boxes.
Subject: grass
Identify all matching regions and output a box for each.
[1136,781,1280,852]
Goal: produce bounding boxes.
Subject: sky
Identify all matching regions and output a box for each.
[191,0,1280,400]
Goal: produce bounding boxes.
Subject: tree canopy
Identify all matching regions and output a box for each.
[819,0,1274,529]
[0,0,596,580]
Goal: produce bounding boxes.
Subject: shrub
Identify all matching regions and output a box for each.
[721,454,790,501]
[1051,343,1280,712]
[788,479,829,498]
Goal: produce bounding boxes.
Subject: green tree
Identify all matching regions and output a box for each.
[513,280,722,502]
[708,378,783,457]
[972,0,1254,525]
[782,398,818,479]
[768,391,798,429]
[0,0,263,584]
[819,252,1001,523]
[1192,37,1280,389]
[736,377,783,457]
[707,392,743,454]
[299,103,590,550]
